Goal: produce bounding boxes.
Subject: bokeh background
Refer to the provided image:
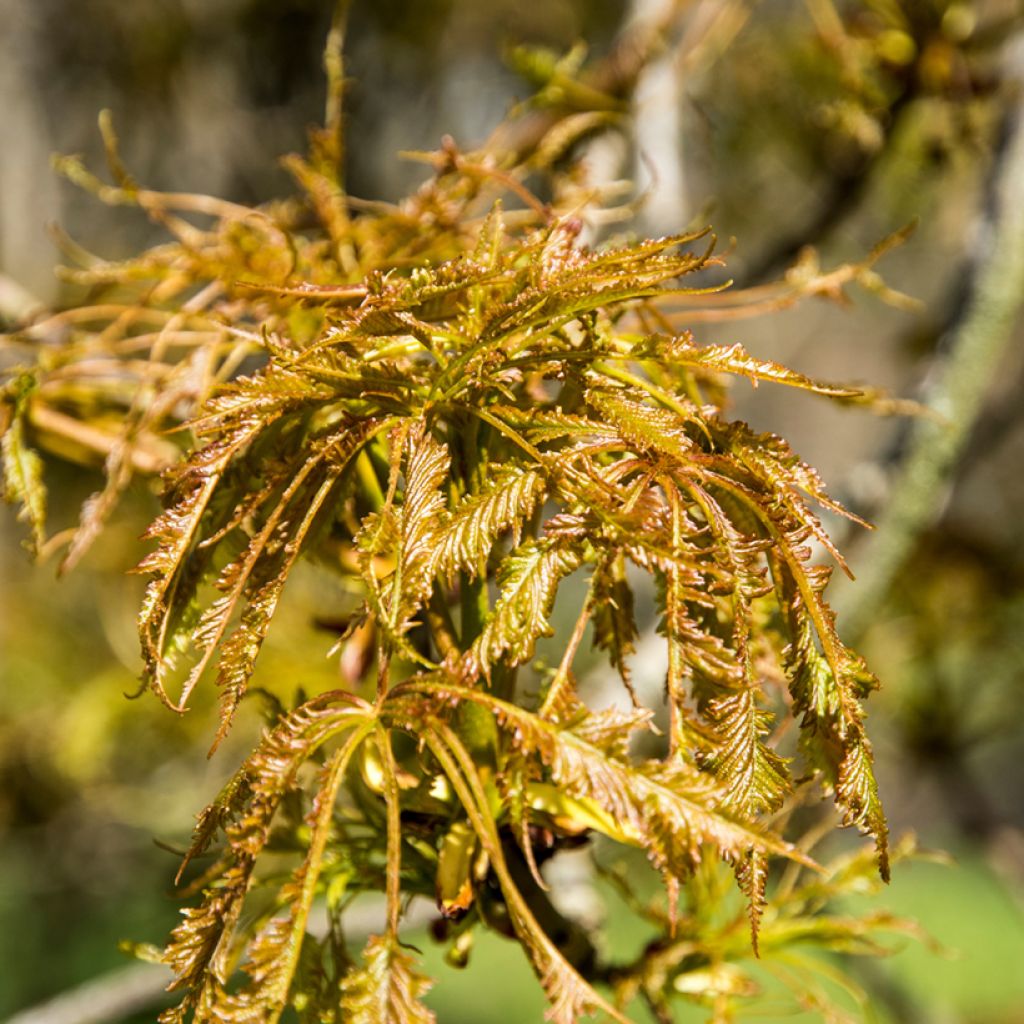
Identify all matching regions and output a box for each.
[2,1,1024,1021]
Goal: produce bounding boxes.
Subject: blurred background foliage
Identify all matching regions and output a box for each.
[1,0,1024,1021]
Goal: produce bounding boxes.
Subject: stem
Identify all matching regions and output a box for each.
[355,449,385,509]
[450,410,499,758]
[459,571,489,647]
[456,411,490,646]
[663,482,687,757]
[425,723,622,1021]
[539,594,593,718]
[425,589,460,660]
[322,1,351,153]
[375,725,403,937]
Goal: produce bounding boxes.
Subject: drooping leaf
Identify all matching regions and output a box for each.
[708,416,867,574]
[734,846,770,957]
[837,734,889,881]
[161,695,372,1019]
[143,416,385,720]
[398,680,814,880]
[773,558,889,877]
[162,859,252,1012]
[421,720,631,1024]
[206,721,375,1024]
[211,469,342,741]
[137,410,297,697]
[699,688,790,816]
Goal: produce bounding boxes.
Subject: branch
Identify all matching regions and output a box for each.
[838,41,1024,637]
[6,898,438,1024]
[485,0,692,164]
[5,964,168,1024]
[738,27,921,286]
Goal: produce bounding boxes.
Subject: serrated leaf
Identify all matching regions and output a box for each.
[773,560,888,876]
[420,720,631,1024]
[211,722,374,1023]
[700,688,790,816]
[638,335,863,398]
[399,681,814,880]
[837,736,889,882]
[161,695,372,1021]
[708,417,866,575]
[588,388,700,463]
[211,469,342,742]
[390,424,449,631]
[138,423,277,695]
[734,846,770,957]
[143,416,384,723]
[433,466,546,584]
[340,934,437,1024]
[465,539,582,678]
[1,412,47,553]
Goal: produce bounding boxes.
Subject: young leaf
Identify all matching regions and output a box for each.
[587,388,701,464]
[397,680,814,880]
[210,721,375,1023]
[422,721,631,1024]
[635,334,864,397]
[773,558,889,877]
[161,695,372,1019]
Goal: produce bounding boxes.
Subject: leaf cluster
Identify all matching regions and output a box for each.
[0,13,912,1023]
